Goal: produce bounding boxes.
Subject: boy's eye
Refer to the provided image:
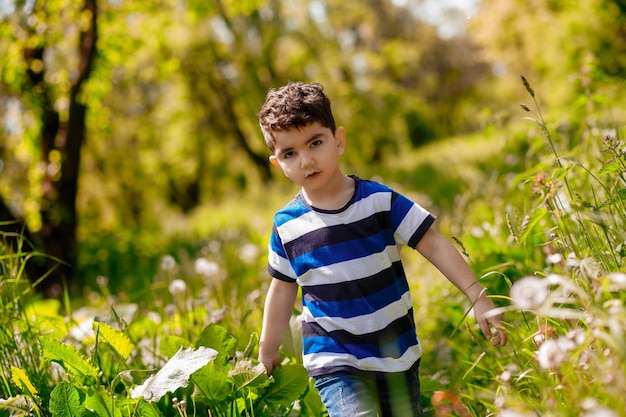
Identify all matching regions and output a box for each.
[311,140,322,148]
[283,151,295,159]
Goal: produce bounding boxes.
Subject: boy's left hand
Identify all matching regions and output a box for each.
[473,295,507,346]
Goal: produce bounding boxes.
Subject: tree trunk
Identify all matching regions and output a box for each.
[22,0,98,297]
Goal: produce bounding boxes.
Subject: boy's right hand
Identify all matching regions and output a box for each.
[259,351,281,375]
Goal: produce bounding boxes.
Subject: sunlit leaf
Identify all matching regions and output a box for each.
[11,366,38,397]
[39,337,100,380]
[196,324,237,366]
[130,346,218,402]
[94,321,135,360]
[160,334,193,358]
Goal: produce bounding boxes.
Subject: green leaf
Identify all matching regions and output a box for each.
[160,334,194,358]
[39,337,100,380]
[261,364,308,408]
[49,382,85,417]
[598,159,621,175]
[191,362,233,403]
[196,324,237,366]
[94,321,135,360]
[84,386,123,417]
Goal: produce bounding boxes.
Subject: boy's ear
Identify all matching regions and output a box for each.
[335,126,346,154]
[269,155,281,169]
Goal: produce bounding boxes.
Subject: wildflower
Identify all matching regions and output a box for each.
[160,255,177,271]
[194,258,219,277]
[168,279,187,295]
[566,255,603,281]
[239,243,260,264]
[535,339,566,369]
[607,272,626,290]
[509,276,549,310]
[546,253,562,264]
[497,409,538,417]
[580,399,619,417]
[535,334,577,370]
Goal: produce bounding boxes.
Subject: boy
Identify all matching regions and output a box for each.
[257,81,506,417]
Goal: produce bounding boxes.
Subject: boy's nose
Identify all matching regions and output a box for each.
[300,153,314,168]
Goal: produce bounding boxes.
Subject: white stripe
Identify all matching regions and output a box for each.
[302,290,413,335]
[297,244,402,286]
[277,192,390,244]
[395,204,432,245]
[303,344,422,373]
[268,251,296,280]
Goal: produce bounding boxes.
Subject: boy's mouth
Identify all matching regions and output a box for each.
[305,171,320,179]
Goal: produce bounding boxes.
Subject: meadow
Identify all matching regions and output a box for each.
[1,79,626,417]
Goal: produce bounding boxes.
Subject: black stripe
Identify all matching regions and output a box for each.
[302,261,406,302]
[302,309,416,345]
[283,211,393,259]
[408,214,436,248]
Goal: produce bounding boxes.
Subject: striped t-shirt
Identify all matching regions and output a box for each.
[268,176,436,377]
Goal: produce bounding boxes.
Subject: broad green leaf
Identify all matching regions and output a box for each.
[261,364,309,408]
[84,386,123,417]
[11,366,38,396]
[39,337,100,380]
[49,382,84,417]
[160,334,193,358]
[196,324,237,366]
[299,379,324,417]
[94,321,135,360]
[191,362,232,403]
[130,346,218,402]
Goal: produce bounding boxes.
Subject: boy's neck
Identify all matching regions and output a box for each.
[302,174,355,211]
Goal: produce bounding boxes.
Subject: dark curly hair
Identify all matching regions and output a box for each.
[258,81,336,153]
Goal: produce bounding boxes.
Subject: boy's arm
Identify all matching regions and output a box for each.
[415,228,507,346]
[258,278,299,375]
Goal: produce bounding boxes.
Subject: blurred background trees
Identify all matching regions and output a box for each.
[1,0,625,295]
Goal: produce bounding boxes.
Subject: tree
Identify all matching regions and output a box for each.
[0,0,97,296]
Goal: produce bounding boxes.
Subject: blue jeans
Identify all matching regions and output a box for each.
[313,366,423,417]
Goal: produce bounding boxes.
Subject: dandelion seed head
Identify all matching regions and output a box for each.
[238,243,260,264]
[497,409,538,417]
[195,258,219,277]
[499,370,512,382]
[535,339,566,369]
[607,272,626,290]
[579,398,619,417]
[546,253,562,264]
[168,279,187,295]
[510,276,549,310]
[160,255,177,271]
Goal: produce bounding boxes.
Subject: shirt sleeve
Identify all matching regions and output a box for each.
[390,191,436,248]
[267,224,298,282]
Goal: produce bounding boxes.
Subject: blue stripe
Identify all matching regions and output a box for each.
[303,278,409,319]
[291,231,395,276]
[303,329,418,359]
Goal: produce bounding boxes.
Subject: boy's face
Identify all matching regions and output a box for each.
[269,121,346,194]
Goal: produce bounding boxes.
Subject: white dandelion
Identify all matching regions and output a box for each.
[510,276,549,310]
